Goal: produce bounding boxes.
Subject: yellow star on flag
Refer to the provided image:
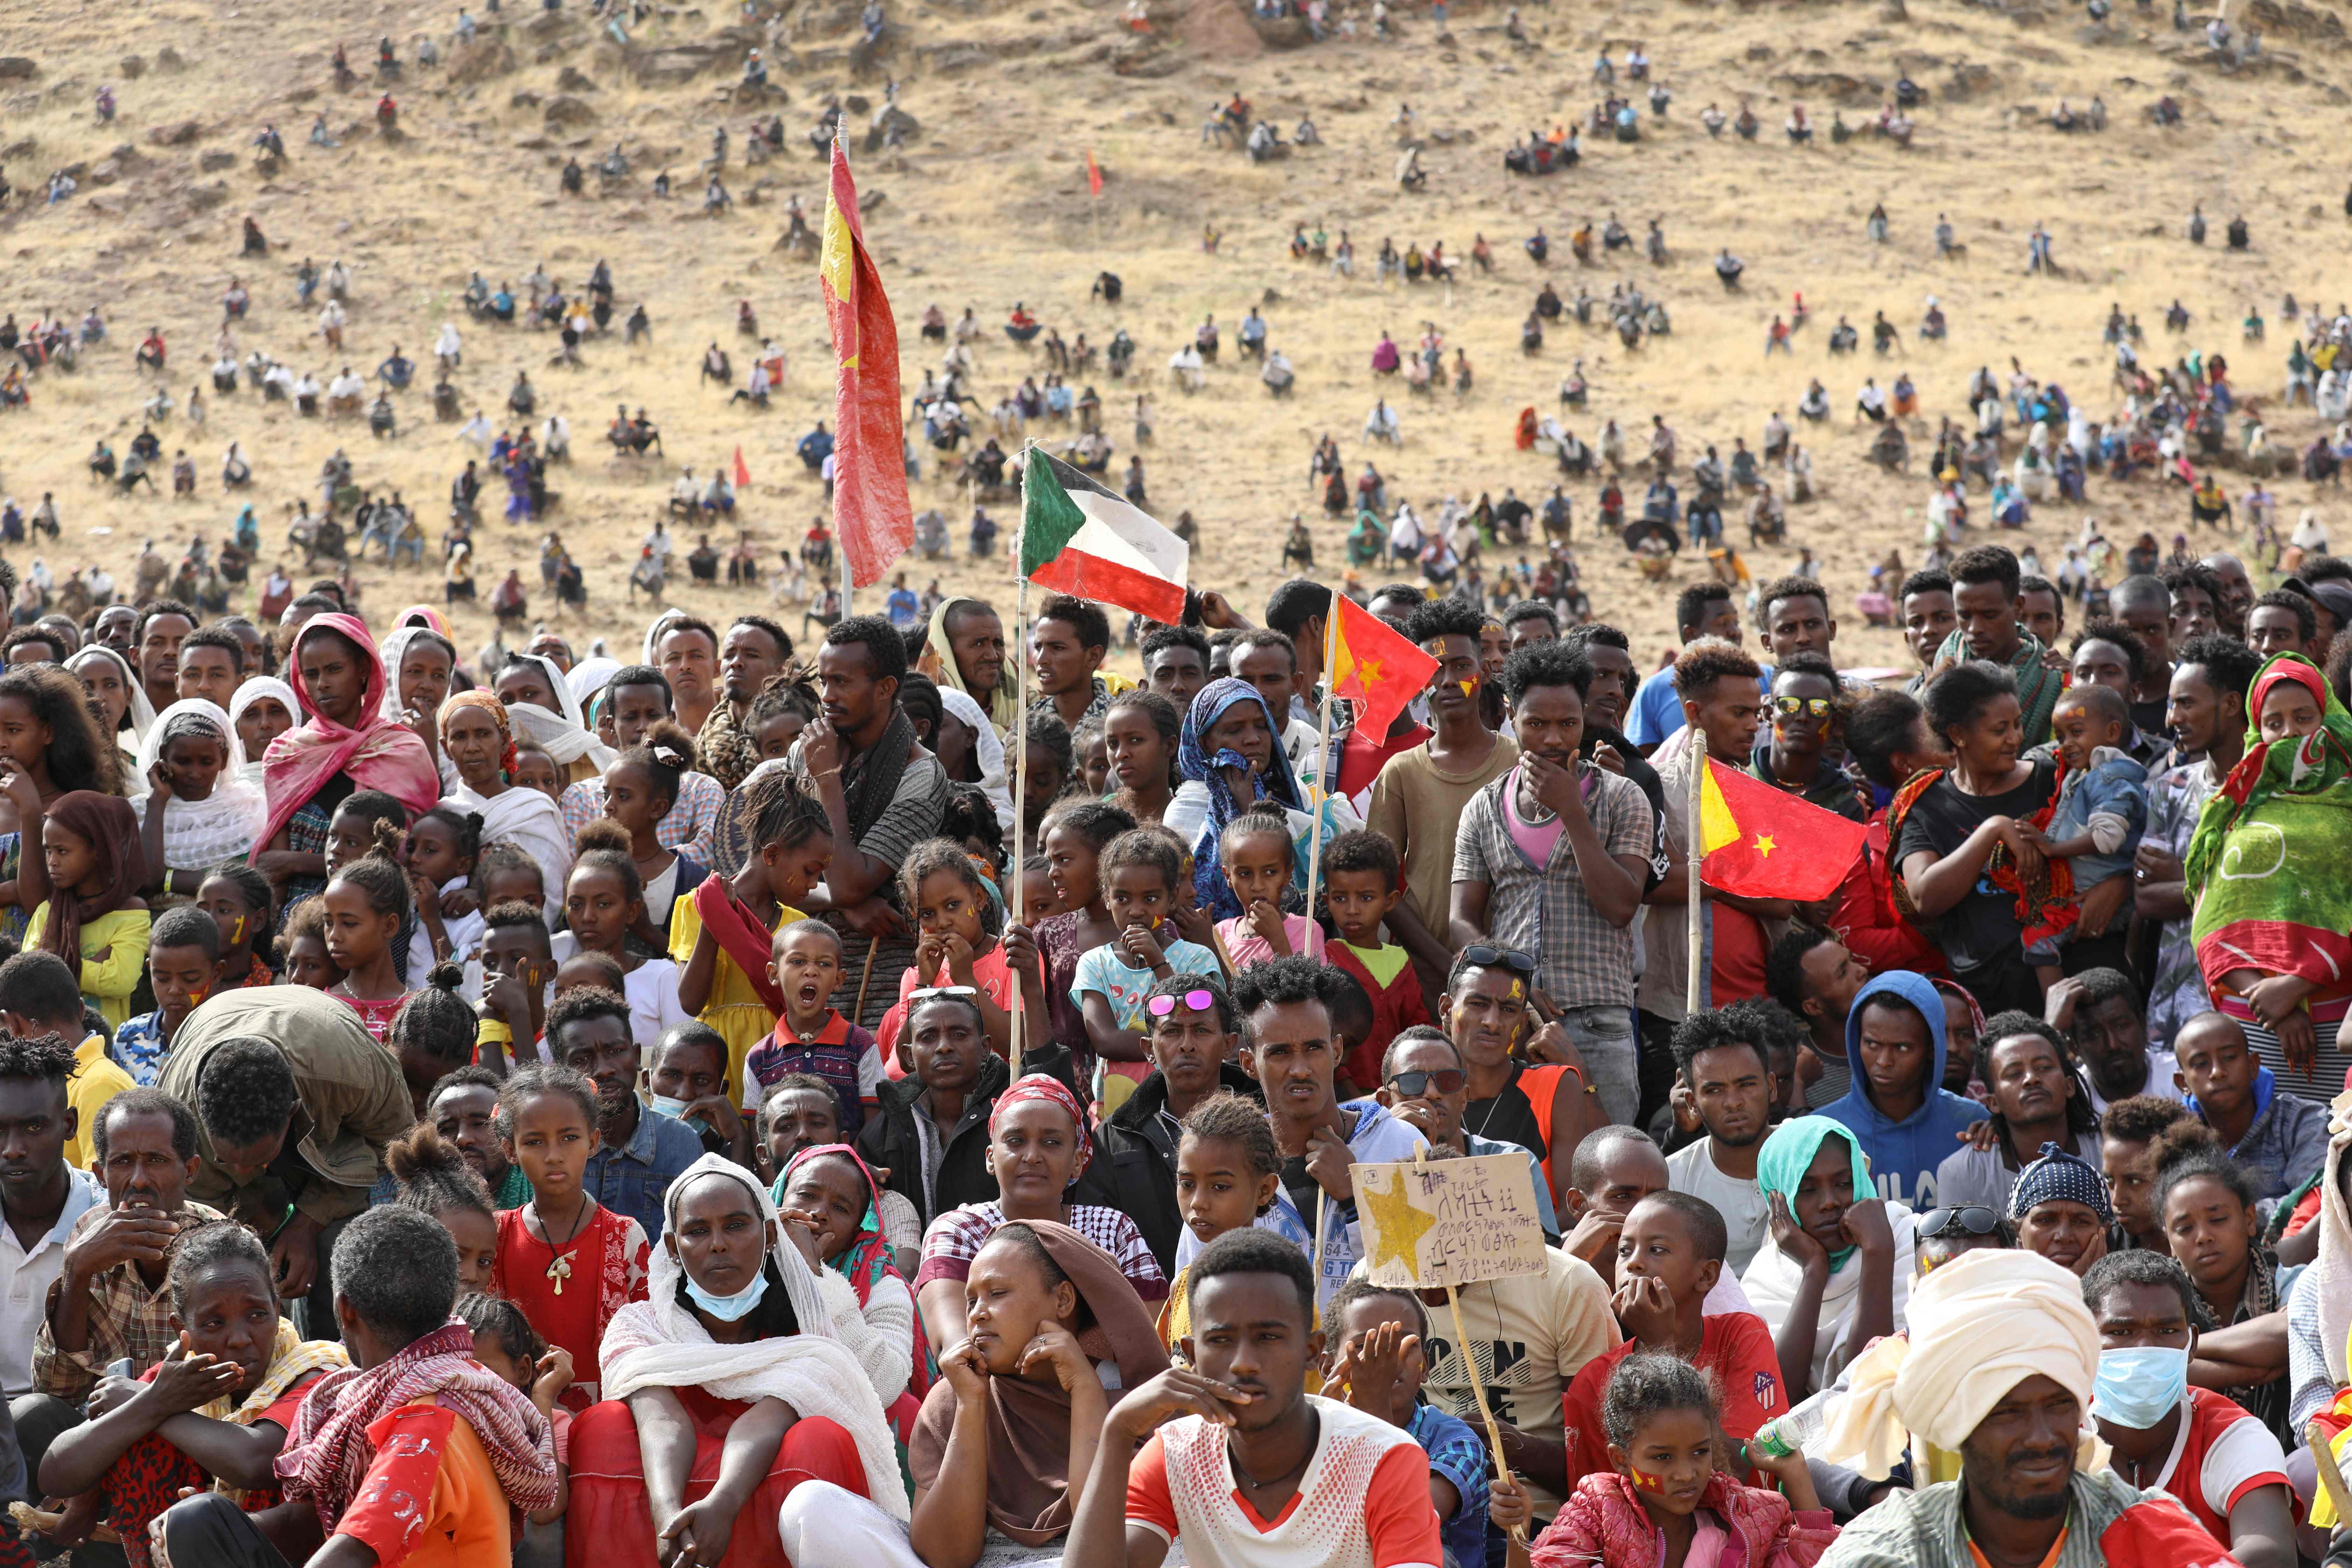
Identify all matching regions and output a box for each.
[1357,658,1384,687]
[1359,1170,1438,1280]
[1752,833,1775,858]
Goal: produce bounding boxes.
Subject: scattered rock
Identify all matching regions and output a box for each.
[447,39,518,82]
[87,158,122,186]
[147,119,203,146]
[512,88,544,108]
[556,63,597,90]
[544,93,597,126]
[120,54,146,78]
[861,105,919,149]
[1944,60,1996,99]
[85,193,125,217]
[1,137,35,160]
[198,148,236,170]
[156,47,185,70]
[1770,69,1881,101]
[0,58,38,81]
[187,180,229,210]
[845,93,872,112]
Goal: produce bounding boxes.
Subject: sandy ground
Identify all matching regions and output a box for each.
[0,0,2347,677]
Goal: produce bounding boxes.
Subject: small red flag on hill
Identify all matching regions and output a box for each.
[1086,150,1103,197]
[1324,594,1440,737]
[819,139,912,588]
[732,445,751,488]
[1698,757,1867,903]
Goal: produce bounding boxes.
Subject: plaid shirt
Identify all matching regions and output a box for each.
[1407,1400,1492,1568]
[1451,761,1653,1011]
[34,1200,225,1400]
[559,770,724,863]
[912,1200,1168,1302]
[2143,754,2221,1049]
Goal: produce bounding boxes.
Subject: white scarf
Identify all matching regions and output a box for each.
[131,699,270,870]
[442,780,572,919]
[377,625,456,724]
[225,677,303,790]
[503,652,616,771]
[68,645,156,761]
[565,656,623,723]
[598,1155,907,1520]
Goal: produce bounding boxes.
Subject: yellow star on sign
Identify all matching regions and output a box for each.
[1359,1170,1438,1280]
[1752,833,1776,858]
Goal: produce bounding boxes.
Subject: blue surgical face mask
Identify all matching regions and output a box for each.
[682,1268,770,1323]
[2092,1344,2190,1430]
[649,1093,692,1120]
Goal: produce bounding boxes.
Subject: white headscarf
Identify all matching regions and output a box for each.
[640,607,690,666]
[225,677,303,790]
[130,699,270,870]
[66,645,156,761]
[1894,1249,2098,1451]
[501,651,615,771]
[598,1155,907,1520]
[564,656,623,723]
[376,625,458,723]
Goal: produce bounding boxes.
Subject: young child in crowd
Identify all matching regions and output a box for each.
[1322,1276,1491,1568]
[1019,710,1077,852]
[455,1292,573,1532]
[27,792,150,1029]
[1019,856,1061,923]
[744,919,882,1138]
[320,823,418,1041]
[1214,805,1326,968]
[511,744,564,799]
[478,901,558,1068]
[565,821,690,1048]
[876,838,1038,1067]
[2025,681,2149,978]
[674,770,833,1094]
[1560,1191,1787,1485]
[647,1022,745,1161]
[1320,828,1432,1099]
[113,905,226,1085]
[195,862,279,989]
[747,674,819,761]
[759,1072,922,1275]
[491,1062,650,1412]
[1032,801,1136,1085]
[404,805,485,967]
[132,702,266,908]
[385,1121,501,1294]
[597,724,708,934]
[1103,690,1182,827]
[1534,1353,1834,1568]
[321,788,418,979]
[1077,826,1221,1109]
[1162,1092,1301,1347]
[275,895,343,990]
[1071,715,1111,798]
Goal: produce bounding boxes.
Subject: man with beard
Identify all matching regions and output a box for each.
[1376,1026,1560,1240]
[2047,968,2184,1113]
[1934,1014,2103,1212]
[924,596,1014,733]
[691,613,794,789]
[2135,634,2260,1048]
[1816,1250,2234,1568]
[1664,1001,1781,1273]
[2200,550,2255,638]
[786,615,948,1026]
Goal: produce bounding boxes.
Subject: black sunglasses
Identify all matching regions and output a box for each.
[1385,1069,1467,1098]
[1459,944,1536,976]
[1917,1206,2005,1239]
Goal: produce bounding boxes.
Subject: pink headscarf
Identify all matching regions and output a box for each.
[988,1073,1093,1179]
[255,612,440,853]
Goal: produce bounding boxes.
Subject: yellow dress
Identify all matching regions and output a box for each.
[24,904,152,1031]
[667,894,801,1100]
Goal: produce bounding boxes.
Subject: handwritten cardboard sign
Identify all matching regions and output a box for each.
[1350,1152,1548,1290]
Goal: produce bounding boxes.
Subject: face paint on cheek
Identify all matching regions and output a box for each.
[1629,1466,1671,1494]
[229,915,248,944]
[1461,679,1477,698]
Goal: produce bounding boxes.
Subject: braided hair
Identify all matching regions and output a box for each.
[743,767,832,854]
[388,961,476,1073]
[615,718,698,816]
[385,1120,494,1225]
[326,818,413,924]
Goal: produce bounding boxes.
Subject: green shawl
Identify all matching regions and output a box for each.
[1756,1117,1876,1269]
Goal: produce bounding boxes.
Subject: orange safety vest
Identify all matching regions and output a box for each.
[1517,1063,1573,1191]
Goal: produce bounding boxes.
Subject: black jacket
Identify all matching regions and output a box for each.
[857,1045,1084,1229]
[1096,1064,1264,1275]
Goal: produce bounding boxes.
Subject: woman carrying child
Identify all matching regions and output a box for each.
[28,791,150,1029]
[1529,1352,1835,1568]
[779,1219,1170,1568]
[569,1153,906,1568]
[440,690,573,906]
[35,1222,348,1568]
[132,701,267,911]
[491,1065,650,1412]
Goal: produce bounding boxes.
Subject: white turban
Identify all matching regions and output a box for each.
[1893,1250,2098,1452]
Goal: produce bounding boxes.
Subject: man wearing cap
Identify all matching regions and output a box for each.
[1818,1251,2236,1568]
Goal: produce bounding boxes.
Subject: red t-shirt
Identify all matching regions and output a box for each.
[1126,1407,1442,1568]
[1560,1314,1787,1486]
[1336,723,1433,813]
[1327,940,1433,1092]
[2144,1387,2291,1544]
[1710,905,1769,1005]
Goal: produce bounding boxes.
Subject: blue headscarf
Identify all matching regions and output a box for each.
[1178,677,1307,921]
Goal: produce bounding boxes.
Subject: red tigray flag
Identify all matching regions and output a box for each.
[1086,150,1103,197]
[819,139,912,589]
[732,444,751,488]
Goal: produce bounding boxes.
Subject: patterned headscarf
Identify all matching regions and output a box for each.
[440,689,519,779]
[2007,1141,2114,1223]
[1177,677,1306,920]
[989,1073,1093,1182]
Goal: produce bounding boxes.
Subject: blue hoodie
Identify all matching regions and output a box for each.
[1820,971,1989,1208]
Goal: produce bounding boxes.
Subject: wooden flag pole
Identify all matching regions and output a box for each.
[832,118,855,621]
[1298,607,1339,919]
[1008,439,1034,1076]
[1685,732,1706,1015]
[1408,1142,1524,1546]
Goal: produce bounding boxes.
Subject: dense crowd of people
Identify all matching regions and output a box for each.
[0,548,2340,1568]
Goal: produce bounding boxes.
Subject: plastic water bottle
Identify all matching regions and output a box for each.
[1749,1387,1837,1460]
